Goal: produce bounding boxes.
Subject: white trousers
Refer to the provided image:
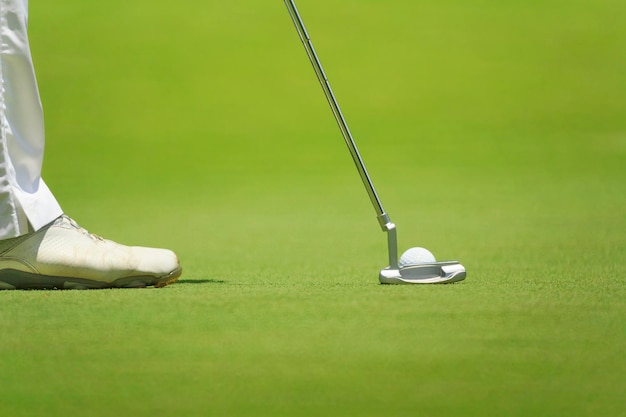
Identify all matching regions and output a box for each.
[0,0,62,239]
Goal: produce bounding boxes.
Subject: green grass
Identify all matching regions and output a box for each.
[1,0,625,416]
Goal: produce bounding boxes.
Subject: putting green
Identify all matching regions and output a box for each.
[0,1,624,416]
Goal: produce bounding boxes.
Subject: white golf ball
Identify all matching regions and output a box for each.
[399,247,436,267]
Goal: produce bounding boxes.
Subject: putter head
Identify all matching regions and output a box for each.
[379,261,466,284]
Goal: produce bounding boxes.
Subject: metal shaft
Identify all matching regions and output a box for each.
[284,0,392,231]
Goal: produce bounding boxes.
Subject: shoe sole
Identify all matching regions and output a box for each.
[0,267,182,290]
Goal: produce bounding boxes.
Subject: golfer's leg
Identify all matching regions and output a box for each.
[0,0,62,239]
[0,0,181,289]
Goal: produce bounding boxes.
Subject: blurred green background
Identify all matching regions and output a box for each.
[0,0,624,416]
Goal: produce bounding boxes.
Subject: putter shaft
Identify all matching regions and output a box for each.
[284,0,391,231]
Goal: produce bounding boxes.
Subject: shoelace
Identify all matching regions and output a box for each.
[58,215,105,242]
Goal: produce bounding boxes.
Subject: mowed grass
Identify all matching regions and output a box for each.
[1,0,625,416]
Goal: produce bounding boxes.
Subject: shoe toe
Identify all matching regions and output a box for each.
[131,247,180,277]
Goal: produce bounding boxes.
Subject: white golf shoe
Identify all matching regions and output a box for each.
[0,215,181,290]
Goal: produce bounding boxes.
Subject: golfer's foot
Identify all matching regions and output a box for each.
[0,215,181,290]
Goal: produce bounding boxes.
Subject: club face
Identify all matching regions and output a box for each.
[379,261,466,284]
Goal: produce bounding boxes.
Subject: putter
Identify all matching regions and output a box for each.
[284,0,466,284]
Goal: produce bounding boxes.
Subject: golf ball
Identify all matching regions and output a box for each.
[399,247,436,267]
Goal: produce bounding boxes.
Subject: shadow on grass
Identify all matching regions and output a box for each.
[176,279,226,285]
